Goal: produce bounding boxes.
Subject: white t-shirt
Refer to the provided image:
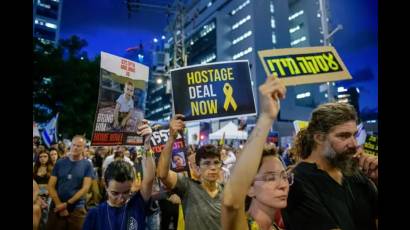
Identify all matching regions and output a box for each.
[116,94,134,112]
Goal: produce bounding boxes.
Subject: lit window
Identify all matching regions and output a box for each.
[290,36,306,46]
[230,0,250,16]
[289,25,300,33]
[233,47,252,60]
[38,0,51,9]
[271,16,275,29]
[232,15,251,30]
[201,22,215,37]
[201,53,216,64]
[232,30,252,45]
[270,1,275,13]
[45,22,57,29]
[337,87,347,93]
[296,92,311,99]
[288,10,304,20]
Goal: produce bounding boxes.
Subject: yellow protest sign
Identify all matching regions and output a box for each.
[258,46,352,86]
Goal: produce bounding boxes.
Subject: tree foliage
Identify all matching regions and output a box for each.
[33,35,100,139]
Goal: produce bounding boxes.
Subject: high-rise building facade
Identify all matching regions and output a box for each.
[33,0,63,46]
[163,0,335,137]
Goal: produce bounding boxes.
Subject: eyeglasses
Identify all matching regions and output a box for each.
[200,160,222,168]
[108,190,133,200]
[254,171,294,186]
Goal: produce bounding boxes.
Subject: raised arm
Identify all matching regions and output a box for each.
[222,77,286,230]
[138,120,156,201]
[157,114,185,189]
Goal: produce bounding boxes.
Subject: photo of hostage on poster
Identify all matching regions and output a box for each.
[91,52,149,146]
[150,123,190,173]
[170,60,256,122]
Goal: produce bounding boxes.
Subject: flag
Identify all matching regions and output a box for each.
[41,113,59,148]
[219,132,225,146]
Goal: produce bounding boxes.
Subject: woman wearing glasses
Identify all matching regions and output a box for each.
[83,120,155,230]
[222,77,289,230]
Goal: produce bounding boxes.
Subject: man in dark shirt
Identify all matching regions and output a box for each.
[282,103,378,230]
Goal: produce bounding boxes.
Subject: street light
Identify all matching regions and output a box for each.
[156,77,163,84]
[153,38,158,43]
[161,35,166,40]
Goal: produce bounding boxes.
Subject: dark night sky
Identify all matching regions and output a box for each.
[59,0,378,113]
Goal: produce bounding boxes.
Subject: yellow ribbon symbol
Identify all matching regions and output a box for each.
[223,83,237,111]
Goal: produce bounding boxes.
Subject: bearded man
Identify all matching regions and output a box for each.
[282,102,378,230]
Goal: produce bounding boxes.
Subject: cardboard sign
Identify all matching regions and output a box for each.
[170,61,256,122]
[150,123,189,173]
[91,52,149,146]
[363,134,378,156]
[258,46,352,85]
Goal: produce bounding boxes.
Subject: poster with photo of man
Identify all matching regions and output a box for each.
[91,52,149,146]
[150,123,190,173]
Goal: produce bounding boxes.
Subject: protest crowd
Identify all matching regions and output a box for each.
[33,77,378,230]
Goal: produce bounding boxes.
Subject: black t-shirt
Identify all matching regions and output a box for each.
[34,174,50,185]
[282,162,378,230]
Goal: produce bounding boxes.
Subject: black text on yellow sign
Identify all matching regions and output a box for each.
[264,52,342,77]
[363,135,378,156]
[258,46,352,86]
[186,68,237,116]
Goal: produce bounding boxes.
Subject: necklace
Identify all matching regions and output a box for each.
[107,202,127,230]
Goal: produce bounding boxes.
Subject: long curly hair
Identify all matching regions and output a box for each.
[293,102,358,159]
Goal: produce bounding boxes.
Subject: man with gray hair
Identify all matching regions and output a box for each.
[47,135,94,230]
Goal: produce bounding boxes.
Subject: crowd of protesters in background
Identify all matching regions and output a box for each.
[33,78,377,230]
